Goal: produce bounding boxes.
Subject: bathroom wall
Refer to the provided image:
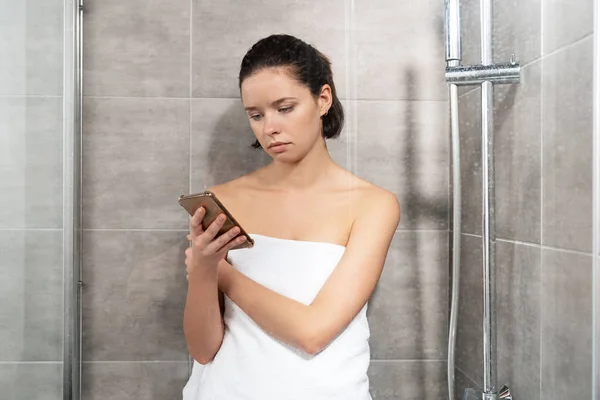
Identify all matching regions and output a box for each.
[455,0,594,399]
[81,0,449,398]
[0,0,65,398]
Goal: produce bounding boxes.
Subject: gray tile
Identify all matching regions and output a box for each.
[0,231,63,362]
[192,0,346,99]
[327,131,350,171]
[455,234,483,385]
[495,62,542,243]
[458,88,482,235]
[82,231,189,361]
[0,362,62,400]
[368,361,447,399]
[356,101,449,230]
[0,0,63,95]
[459,0,481,66]
[354,0,446,100]
[0,97,63,229]
[496,241,541,400]
[82,97,190,230]
[83,0,190,97]
[542,37,593,252]
[454,368,481,399]
[82,362,189,400]
[541,248,593,400]
[542,0,593,55]
[493,0,542,65]
[190,98,271,191]
[369,232,448,360]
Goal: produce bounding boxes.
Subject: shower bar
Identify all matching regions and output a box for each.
[444,0,520,399]
[445,62,520,86]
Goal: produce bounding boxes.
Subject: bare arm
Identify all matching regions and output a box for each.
[218,191,400,355]
[183,261,226,364]
[183,198,247,364]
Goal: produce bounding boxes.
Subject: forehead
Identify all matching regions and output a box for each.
[241,68,309,105]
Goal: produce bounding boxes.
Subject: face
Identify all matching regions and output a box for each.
[240,68,332,162]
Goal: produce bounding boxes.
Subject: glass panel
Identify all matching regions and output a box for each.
[0,0,66,398]
[454,1,596,399]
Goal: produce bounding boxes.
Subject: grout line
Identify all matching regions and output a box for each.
[540,32,594,60]
[496,237,541,248]
[540,0,546,253]
[81,94,448,103]
[82,228,188,232]
[370,359,447,363]
[455,366,481,389]
[0,94,62,98]
[538,243,544,397]
[188,0,193,194]
[188,0,194,378]
[395,229,449,233]
[0,361,63,365]
[461,232,481,238]
[78,228,447,234]
[540,0,545,394]
[0,228,63,231]
[80,360,189,364]
[463,234,593,256]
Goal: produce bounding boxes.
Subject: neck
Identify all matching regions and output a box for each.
[264,139,336,191]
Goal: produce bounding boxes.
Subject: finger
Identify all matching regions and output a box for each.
[187,234,192,242]
[201,213,227,244]
[217,234,247,256]
[206,225,241,254]
[186,274,189,281]
[190,206,206,234]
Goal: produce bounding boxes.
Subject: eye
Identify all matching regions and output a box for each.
[279,106,294,113]
[249,114,262,121]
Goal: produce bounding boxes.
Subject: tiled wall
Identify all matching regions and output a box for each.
[0,0,65,398]
[81,0,449,398]
[455,0,594,399]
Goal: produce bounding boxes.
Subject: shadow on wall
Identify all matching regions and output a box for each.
[368,66,449,399]
[201,101,271,190]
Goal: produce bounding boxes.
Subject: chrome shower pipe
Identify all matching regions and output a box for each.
[480,0,497,397]
[445,0,461,64]
[444,1,462,400]
[444,0,520,398]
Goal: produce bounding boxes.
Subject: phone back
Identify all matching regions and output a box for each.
[178,191,254,250]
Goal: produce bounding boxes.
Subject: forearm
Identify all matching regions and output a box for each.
[183,266,225,364]
[218,264,319,354]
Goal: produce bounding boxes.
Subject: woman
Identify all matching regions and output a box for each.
[182,34,400,400]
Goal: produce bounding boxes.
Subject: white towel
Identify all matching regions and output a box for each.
[182,233,372,400]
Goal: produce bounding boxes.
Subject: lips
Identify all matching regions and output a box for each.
[268,141,290,149]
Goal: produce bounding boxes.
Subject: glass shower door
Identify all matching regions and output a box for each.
[0,1,81,399]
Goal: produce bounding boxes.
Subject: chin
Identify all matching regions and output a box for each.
[270,151,302,164]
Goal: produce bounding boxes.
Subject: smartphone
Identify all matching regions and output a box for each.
[178,191,254,250]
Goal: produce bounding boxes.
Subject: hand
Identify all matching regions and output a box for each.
[184,206,247,281]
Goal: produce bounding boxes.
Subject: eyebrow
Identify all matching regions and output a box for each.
[244,97,298,112]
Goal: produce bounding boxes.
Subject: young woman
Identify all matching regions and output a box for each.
[182,34,400,400]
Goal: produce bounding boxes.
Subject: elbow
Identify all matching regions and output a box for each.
[187,336,224,365]
[299,328,332,356]
[189,349,216,365]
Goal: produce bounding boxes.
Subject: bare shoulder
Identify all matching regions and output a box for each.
[337,170,401,222]
[205,170,263,205]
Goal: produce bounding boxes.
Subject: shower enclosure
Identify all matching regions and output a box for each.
[0,0,598,399]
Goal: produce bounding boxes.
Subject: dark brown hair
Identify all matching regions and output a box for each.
[238,34,344,149]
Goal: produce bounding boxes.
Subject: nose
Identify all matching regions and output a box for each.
[262,113,280,137]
